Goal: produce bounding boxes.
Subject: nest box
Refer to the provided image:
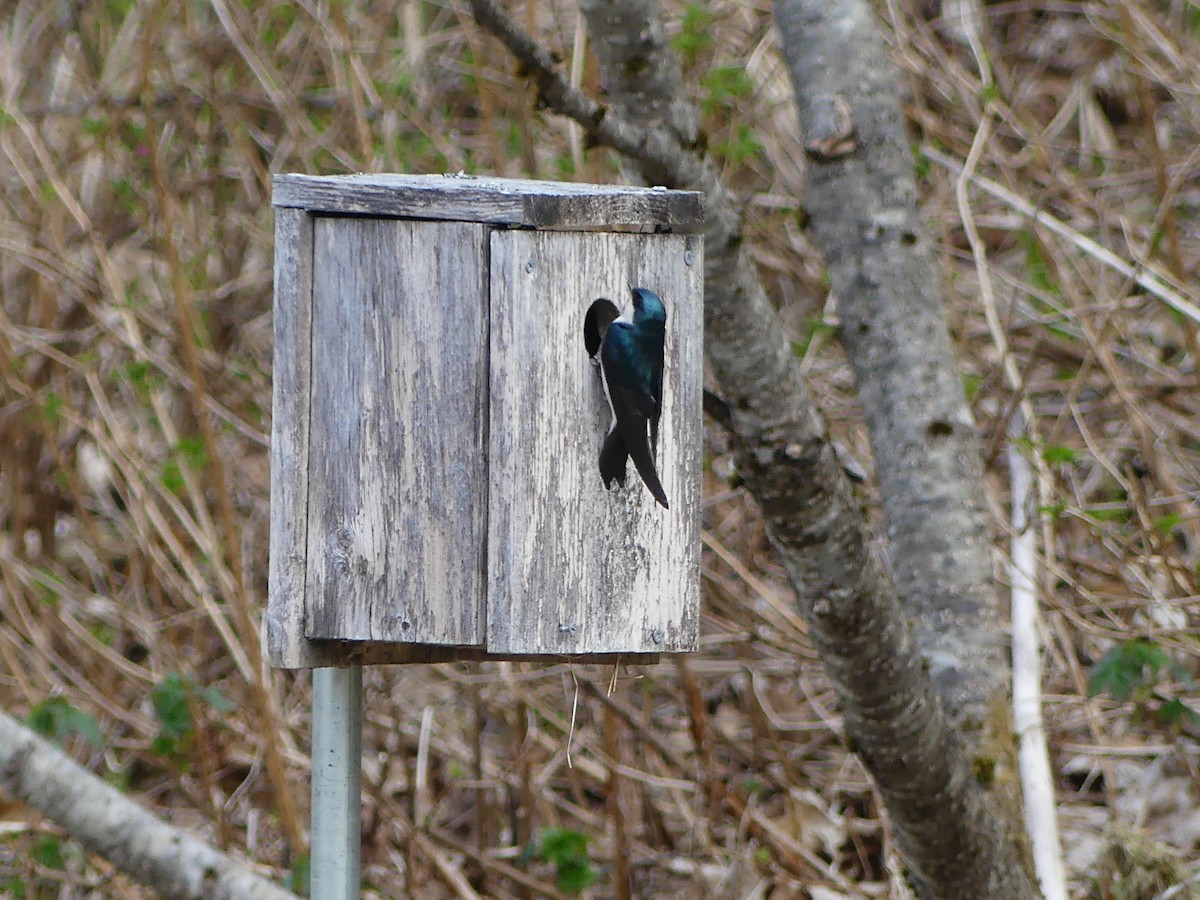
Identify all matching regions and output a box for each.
[267,174,704,668]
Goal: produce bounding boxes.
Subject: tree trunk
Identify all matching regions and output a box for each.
[772,0,1033,872]
[773,0,1009,756]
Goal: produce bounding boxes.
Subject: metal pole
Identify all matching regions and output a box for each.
[311,666,362,900]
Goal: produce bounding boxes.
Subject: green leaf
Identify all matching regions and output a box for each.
[42,391,63,423]
[536,828,597,895]
[199,685,233,713]
[672,4,714,64]
[150,734,178,757]
[1038,502,1067,521]
[701,65,753,115]
[34,835,65,870]
[152,674,193,741]
[1041,445,1079,465]
[286,853,311,895]
[1018,230,1058,297]
[28,697,105,749]
[150,674,233,758]
[792,317,838,357]
[1087,506,1129,524]
[1088,640,1171,702]
[123,360,150,384]
[1154,513,1184,535]
[740,776,764,797]
[553,153,576,179]
[111,177,138,214]
[160,458,185,493]
[175,436,208,471]
[713,123,762,165]
[1152,697,1200,729]
[913,146,931,181]
[32,570,62,606]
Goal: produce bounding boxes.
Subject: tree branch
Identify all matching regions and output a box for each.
[467,0,685,182]
[0,709,298,900]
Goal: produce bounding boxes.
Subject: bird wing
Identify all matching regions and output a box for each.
[600,324,657,417]
[601,324,668,508]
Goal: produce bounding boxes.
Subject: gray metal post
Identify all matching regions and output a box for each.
[311,666,362,899]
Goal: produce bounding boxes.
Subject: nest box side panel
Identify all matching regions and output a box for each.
[487,230,703,654]
[304,217,488,646]
[268,208,317,668]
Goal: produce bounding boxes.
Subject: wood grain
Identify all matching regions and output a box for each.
[267,208,316,668]
[303,217,489,646]
[487,230,703,654]
[269,178,704,667]
[273,174,704,233]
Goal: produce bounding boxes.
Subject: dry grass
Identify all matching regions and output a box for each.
[1,0,1198,897]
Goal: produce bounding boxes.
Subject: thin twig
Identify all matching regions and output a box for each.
[926,145,1200,325]
[1008,420,1069,900]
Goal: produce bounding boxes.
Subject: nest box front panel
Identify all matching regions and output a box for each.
[304,217,489,645]
[487,230,703,654]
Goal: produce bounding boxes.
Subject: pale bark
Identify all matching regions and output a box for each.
[774,0,1005,750]
[1009,434,1069,900]
[0,708,298,900]
[773,0,1039,881]
[468,0,1039,894]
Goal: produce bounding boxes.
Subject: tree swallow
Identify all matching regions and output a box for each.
[589,287,669,509]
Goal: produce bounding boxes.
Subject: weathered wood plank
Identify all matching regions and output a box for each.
[487,231,703,654]
[272,174,704,233]
[304,218,489,646]
[267,208,316,668]
[282,643,660,666]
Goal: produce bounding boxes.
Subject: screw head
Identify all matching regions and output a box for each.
[524,259,535,273]
[651,628,664,644]
[684,249,694,267]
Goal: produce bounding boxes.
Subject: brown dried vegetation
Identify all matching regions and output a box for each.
[1,1,1198,897]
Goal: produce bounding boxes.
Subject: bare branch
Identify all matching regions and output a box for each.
[1009,430,1069,900]
[466,0,686,182]
[0,709,298,900]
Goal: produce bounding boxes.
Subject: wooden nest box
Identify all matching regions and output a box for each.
[267,174,704,668]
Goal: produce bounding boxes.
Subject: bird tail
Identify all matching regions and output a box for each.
[627,433,669,509]
[599,428,628,490]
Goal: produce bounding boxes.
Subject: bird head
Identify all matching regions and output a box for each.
[630,287,666,324]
